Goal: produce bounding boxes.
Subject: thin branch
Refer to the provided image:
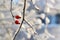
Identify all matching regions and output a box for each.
[24,19,37,35]
[23,0,26,20]
[10,0,14,18]
[13,20,24,40]
[13,0,26,40]
[24,19,33,29]
[10,0,36,40]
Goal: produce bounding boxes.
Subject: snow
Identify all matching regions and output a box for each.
[0,0,60,40]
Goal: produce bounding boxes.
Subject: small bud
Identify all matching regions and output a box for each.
[15,15,21,19]
[15,20,20,24]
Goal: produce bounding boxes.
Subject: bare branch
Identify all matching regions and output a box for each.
[10,0,14,19]
[10,0,36,40]
[24,19,33,29]
[13,0,26,40]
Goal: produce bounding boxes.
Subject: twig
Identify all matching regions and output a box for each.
[10,0,36,40]
[13,0,26,40]
[24,19,38,35]
[24,19,33,29]
[10,0,14,18]
[13,20,24,40]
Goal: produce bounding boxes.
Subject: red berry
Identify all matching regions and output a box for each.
[15,20,20,24]
[15,15,21,19]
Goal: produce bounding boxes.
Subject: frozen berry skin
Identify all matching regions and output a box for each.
[15,15,21,19]
[15,20,20,24]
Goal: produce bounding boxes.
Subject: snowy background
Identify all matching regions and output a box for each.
[0,0,60,40]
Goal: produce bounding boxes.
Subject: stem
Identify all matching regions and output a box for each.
[13,20,24,40]
[23,0,26,20]
[12,0,36,40]
[24,19,33,29]
[10,0,14,18]
[24,19,37,35]
[13,0,26,40]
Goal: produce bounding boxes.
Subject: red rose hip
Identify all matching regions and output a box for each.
[15,20,20,24]
[15,15,21,19]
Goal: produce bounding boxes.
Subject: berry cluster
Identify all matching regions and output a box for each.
[14,15,21,24]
